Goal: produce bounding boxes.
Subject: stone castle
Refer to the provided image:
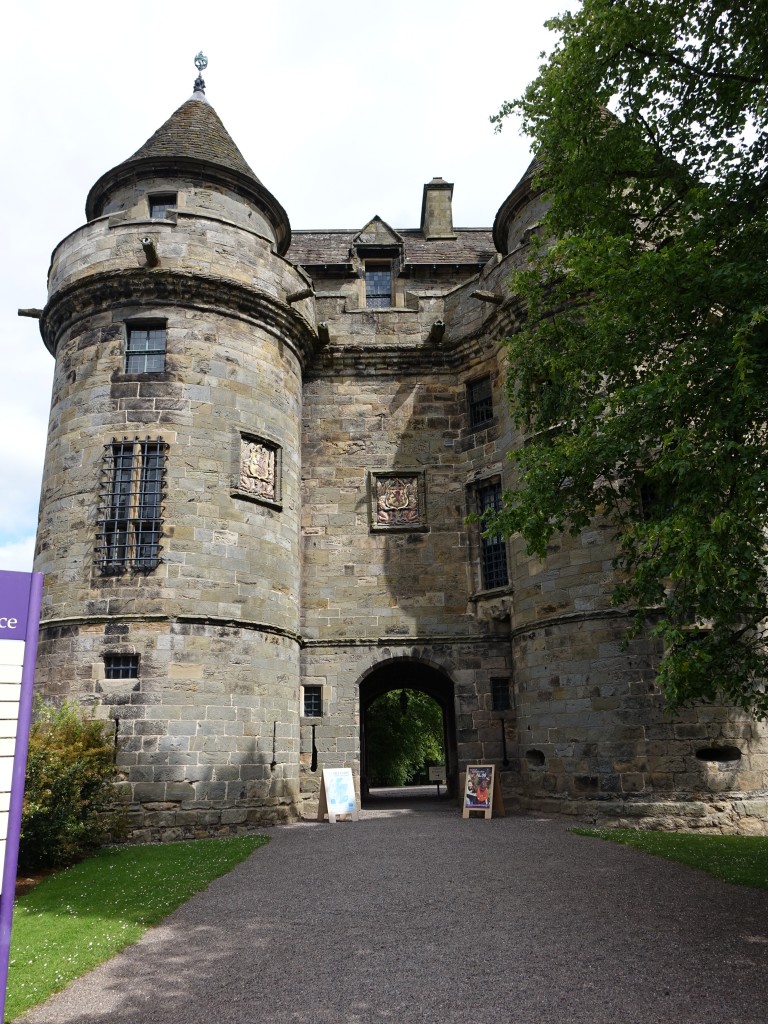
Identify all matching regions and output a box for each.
[27,67,768,838]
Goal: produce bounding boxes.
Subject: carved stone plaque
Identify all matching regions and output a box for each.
[374,475,420,527]
[239,439,277,502]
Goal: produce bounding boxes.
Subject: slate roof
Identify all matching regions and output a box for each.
[126,97,262,185]
[287,228,496,268]
[85,93,291,253]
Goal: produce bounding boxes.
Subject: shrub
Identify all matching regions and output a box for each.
[20,700,121,870]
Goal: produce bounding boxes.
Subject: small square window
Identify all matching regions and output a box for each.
[104,654,139,679]
[365,262,392,308]
[126,323,166,374]
[468,376,493,428]
[303,686,322,717]
[149,193,177,219]
[491,678,511,712]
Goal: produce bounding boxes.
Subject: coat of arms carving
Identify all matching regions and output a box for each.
[375,475,420,526]
[239,439,276,501]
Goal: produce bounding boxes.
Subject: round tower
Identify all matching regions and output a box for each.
[493,170,768,833]
[34,62,316,836]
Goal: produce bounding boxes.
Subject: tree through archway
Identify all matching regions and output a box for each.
[366,689,444,786]
[359,660,458,799]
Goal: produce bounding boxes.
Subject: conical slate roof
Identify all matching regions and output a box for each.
[126,97,262,184]
[85,93,290,253]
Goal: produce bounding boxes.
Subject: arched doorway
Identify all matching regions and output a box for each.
[359,660,458,800]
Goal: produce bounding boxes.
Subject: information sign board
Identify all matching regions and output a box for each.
[317,767,359,823]
[0,570,43,1022]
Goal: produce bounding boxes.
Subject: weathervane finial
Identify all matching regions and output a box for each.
[193,51,208,94]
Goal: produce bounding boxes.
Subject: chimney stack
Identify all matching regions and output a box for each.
[420,177,457,239]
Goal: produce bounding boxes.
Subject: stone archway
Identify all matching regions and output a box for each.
[359,659,458,800]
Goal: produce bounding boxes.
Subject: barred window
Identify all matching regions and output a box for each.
[365,262,392,308]
[467,376,493,428]
[149,193,177,219]
[126,323,166,373]
[303,686,322,717]
[491,678,511,711]
[105,654,139,679]
[476,480,509,590]
[96,437,167,573]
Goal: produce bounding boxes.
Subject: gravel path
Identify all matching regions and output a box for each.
[17,802,768,1024]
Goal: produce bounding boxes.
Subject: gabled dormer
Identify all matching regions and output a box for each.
[353,216,404,308]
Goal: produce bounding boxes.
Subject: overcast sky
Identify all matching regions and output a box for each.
[2,0,572,573]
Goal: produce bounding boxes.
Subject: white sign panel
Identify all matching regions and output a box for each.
[319,767,359,823]
[0,637,24,881]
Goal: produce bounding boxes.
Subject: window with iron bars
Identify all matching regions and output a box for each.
[303,685,323,717]
[491,678,511,711]
[96,437,167,573]
[476,480,509,590]
[104,654,139,679]
[467,375,493,428]
[125,322,166,373]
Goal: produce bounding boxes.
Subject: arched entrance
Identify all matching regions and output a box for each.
[359,660,458,800]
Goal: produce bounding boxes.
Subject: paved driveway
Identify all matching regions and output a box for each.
[17,803,768,1024]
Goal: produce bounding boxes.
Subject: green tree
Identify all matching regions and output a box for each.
[490,1,768,717]
[21,701,121,870]
[365,690,444,786]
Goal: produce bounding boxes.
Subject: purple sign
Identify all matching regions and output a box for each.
[0,570,34,635]
[0,569,43,1022]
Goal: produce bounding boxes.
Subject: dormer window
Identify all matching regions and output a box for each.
[149,193,177,219]
[365,262,392,308]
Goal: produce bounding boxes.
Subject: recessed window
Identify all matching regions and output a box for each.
[476,480,509,590]
[467,376,493,428]
[126,323,166,374]
[104,654,139,680]
[96,437,167,574]
[491,678,511,711]
[149,193,177,219]
[365,262,392,308]
[303,686,322,718]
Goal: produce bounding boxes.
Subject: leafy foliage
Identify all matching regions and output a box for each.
[20,701,121,870]
[490,0,768,716]
[366,689,444,786]
[9,836,268,1021]
[574,828,768,890]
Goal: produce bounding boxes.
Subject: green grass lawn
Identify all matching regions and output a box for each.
[7,835,268,1022]
[574,828,768,889]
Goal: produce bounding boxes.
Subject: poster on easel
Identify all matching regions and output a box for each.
[462,764,505,819]
[317,767,359,823]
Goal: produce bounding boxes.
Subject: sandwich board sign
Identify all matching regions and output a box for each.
[0,570,43,1022]
[462,764,505,820]
[317,767,359,822]
[428,764,446,796]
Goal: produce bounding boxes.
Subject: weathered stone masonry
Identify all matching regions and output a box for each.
[28,80,768,837]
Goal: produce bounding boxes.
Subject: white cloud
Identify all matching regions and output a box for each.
[0,536,36,574]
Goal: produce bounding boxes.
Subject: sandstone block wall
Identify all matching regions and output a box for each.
[34,175,315,831]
